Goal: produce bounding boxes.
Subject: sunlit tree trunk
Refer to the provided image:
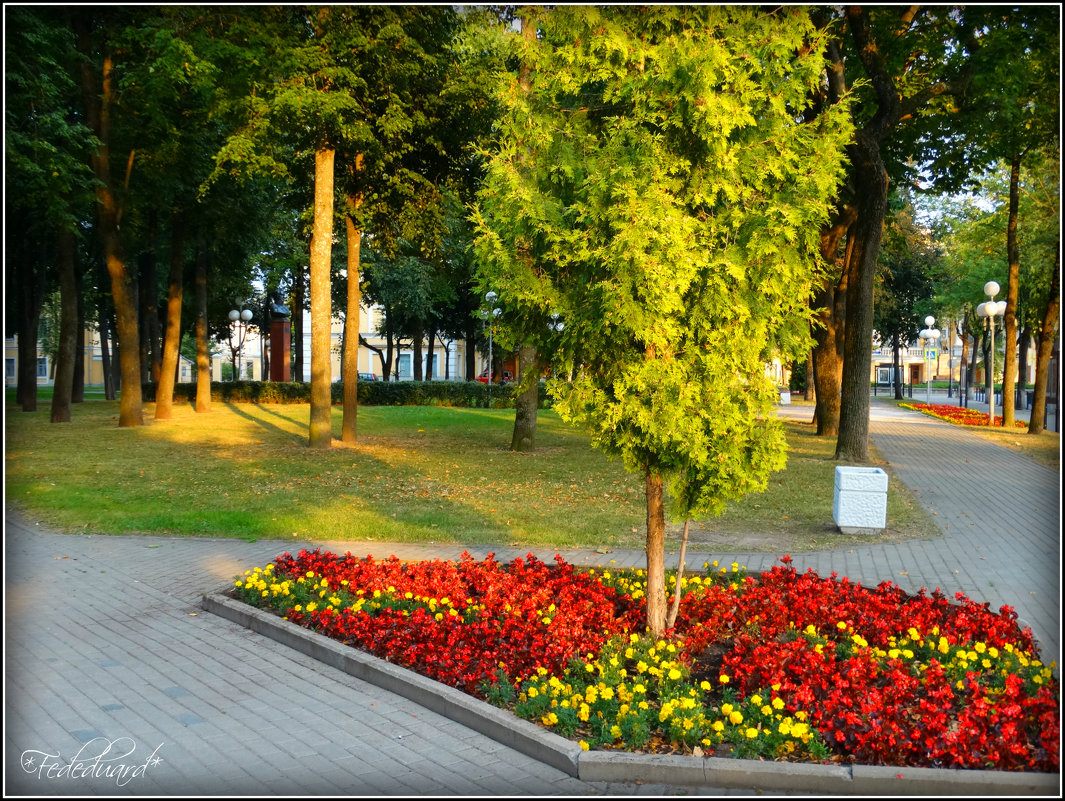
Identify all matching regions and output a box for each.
[341,164,363,444]
[194,242,211,413]
[76,17,142,427]
[308,147,335,449]
[510,344,538,452]
[645,469,667,637]
[155,211,185,420]
[1001,153,1021,427]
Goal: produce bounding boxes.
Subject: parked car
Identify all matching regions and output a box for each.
[357,372,378,381]
[475,369,512,384]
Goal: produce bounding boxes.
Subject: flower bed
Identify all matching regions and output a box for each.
[900,402,1028,429]
[233,550,1059,772]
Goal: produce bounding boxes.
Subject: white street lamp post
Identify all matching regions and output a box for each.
[976,281,1007,426]
[228,308,253,381]
[918,315,941,405]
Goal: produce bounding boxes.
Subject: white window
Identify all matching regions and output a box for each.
[5,358,14,379]
[36,357,48,378]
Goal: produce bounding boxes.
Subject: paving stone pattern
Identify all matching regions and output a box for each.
[4,399,1059,795]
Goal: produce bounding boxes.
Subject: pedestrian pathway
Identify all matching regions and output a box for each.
[4,398,1060,795]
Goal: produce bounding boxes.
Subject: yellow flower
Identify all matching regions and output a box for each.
[771,697,785,710]
[700,680,713,691]
[745,728,759,739]
[579,740,590,751]
[712,720,725,733]
[750,694,762,706]
[668,668,682,681]
[719,674,730,684]
[729,710,744,725]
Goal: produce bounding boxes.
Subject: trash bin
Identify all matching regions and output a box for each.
[832,466,888,534]
[779,387,791,405]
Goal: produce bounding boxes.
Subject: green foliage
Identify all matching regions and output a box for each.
[873,192,938,351]
[473,7,853,520]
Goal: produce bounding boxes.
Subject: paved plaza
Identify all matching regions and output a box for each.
[4,398,1061,795]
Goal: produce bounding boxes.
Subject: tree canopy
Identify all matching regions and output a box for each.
[473,6,853,634]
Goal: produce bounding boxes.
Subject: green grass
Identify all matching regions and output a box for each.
[5,399,939,552]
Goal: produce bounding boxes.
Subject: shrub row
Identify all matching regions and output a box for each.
[141,379,553,409]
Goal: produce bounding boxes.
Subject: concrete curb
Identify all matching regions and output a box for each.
[203,593,1060,796]
[202,593,582,778]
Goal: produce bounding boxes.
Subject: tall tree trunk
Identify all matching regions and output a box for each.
[836,132,888,463]
[155,211,185,420]
[308,147,335,449]
[194,241,211,413]
[412,324,424,381]
[99,300,115,401]
[1016,324,1030,409]
[959,323,970,398]
[139,208,161,385]
[644,469,667,637]
[811,209,854,436]
[510,343,538,452]
[426,327,437,381]
[50,222,79,423]
[465,318,478,380]
[14,244,44,412]
[77,16,142,427]
[803,347,815,402]
[1001,153,1021,427]
[72,277,85,403]
[342,175,363,443]
[1028,241,1059,435]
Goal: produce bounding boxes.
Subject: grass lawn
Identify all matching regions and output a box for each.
[5,398,938,551]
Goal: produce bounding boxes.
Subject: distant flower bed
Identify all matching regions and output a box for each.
[234,550,1059,772]
[901,402,1028,429]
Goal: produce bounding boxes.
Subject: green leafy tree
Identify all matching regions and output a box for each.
[473,6,852,634]
[957,8,1058,427]
[803,7,981,457]
[6,7,97,418]
[873,194,938,399]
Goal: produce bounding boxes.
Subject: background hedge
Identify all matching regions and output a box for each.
[141,379,553,409]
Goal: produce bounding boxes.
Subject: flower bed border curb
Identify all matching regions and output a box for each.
[202,592,1059,795]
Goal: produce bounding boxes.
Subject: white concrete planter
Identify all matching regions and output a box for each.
[833,466,888,534]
